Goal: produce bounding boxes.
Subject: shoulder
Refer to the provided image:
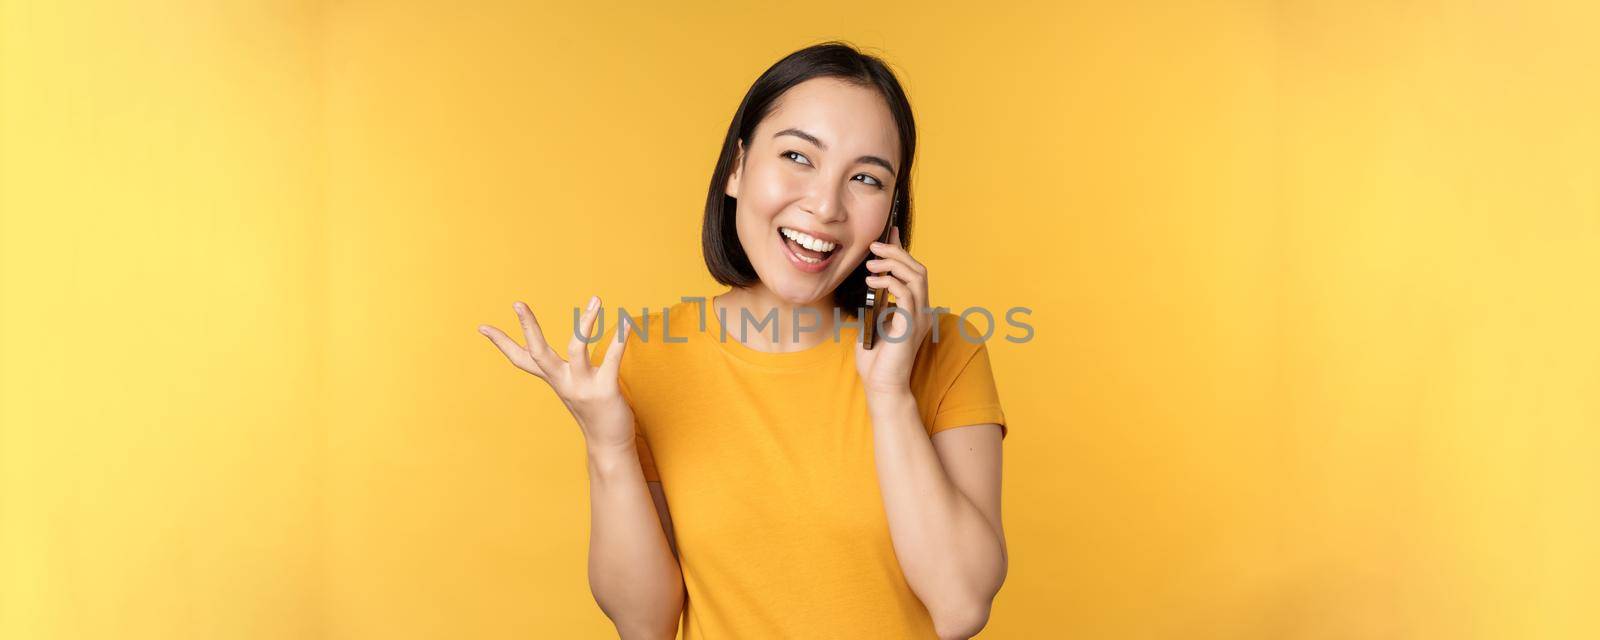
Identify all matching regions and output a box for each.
[908,312,994,399]
[921,311,992,370]
[933,311,994,351]
[916,310,1008,437]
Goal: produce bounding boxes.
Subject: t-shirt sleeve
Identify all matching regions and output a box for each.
[588,318,661,482]
[929,333,1008,439]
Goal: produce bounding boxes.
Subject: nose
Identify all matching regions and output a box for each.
[800,178,847,224]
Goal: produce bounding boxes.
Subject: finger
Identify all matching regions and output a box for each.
[478,323,545,377]
[879,253,931,318]
[868,230,930,312]
[866,274,916,340]
[567,295,601,367]
[866,264,923,313]
[868,238,926,277]
[865,258,925,289]
[889,225,915,257]
[514,301,564,373]
[598,316,631,379]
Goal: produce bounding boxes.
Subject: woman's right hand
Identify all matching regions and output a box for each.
[478,295,637,452]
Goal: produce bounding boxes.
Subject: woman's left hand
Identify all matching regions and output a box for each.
[854,226,936,397]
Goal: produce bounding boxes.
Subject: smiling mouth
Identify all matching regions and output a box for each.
[776,227,838,270]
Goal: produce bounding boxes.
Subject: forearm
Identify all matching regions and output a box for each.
[868,391,1006,638]
[585,437,684,639]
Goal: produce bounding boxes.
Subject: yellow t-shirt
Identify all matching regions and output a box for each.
[589,297,1006,639]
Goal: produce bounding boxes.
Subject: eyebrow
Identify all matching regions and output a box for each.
[773,127,898,178]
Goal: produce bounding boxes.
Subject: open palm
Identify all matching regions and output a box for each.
[478,295,636,450]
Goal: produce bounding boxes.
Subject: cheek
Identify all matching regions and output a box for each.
[837,214,888,263]
[732,185,785,251]
[744,164,807,211]
[856,212,888,245]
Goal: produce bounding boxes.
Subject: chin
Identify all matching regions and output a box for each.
[767,275,832,306]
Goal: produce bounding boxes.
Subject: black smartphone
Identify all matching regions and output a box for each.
[861,201,899,350]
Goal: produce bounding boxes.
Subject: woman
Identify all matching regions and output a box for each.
[478,42,1008,639]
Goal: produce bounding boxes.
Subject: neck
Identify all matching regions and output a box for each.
[712,285,839,353]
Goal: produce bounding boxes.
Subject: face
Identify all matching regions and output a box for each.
[724,77,901,305]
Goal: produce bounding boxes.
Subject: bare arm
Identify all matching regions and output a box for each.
[478,297,683,639]
[869,392,1007,640]
[855,229,1008,639]
[586,443,683,639]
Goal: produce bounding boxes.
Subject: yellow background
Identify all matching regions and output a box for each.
[3,1,1596,638]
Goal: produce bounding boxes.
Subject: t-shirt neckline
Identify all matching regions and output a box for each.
[696,295,857,370]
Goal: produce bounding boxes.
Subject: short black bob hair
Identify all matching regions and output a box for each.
[701,41,917,317]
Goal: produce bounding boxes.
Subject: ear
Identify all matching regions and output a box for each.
[724,139,745,198]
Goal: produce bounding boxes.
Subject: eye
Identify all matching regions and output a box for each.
[782,150,812,166]
[853,173,885,189]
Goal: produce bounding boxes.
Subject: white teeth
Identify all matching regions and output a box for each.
[780,227,836,253]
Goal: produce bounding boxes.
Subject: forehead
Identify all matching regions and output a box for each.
[756,77,900,160]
